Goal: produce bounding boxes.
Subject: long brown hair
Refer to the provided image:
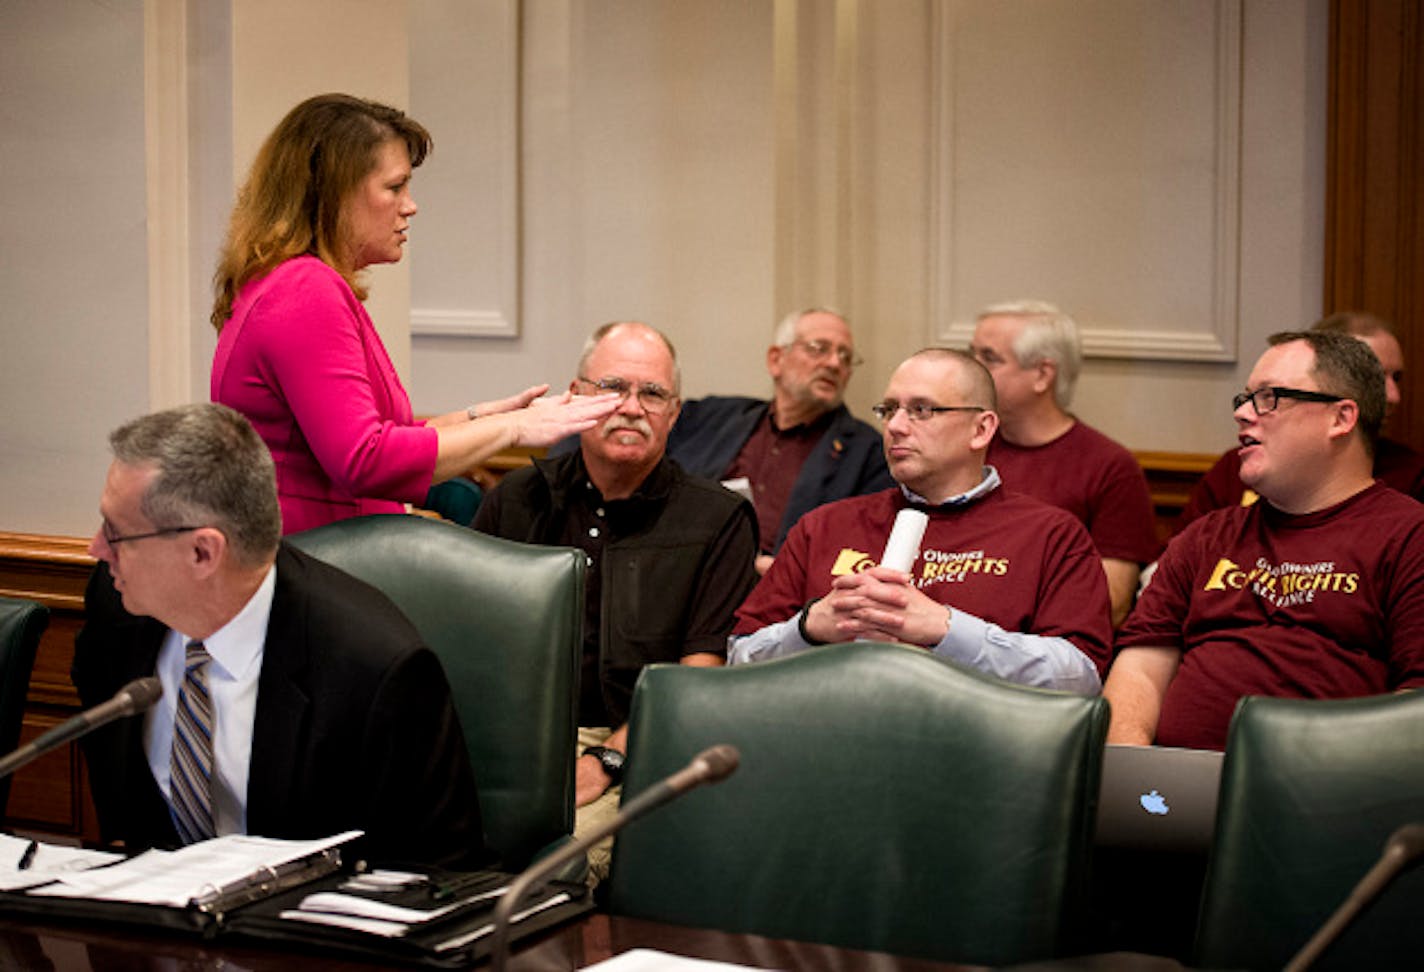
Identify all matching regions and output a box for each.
[210,93,432,332]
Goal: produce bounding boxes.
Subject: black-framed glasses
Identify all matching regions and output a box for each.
[1232,386,1345,416]
[100,523,203,548]
[790,339,864,369]
[870,400,987,423]
[577,376,677,414]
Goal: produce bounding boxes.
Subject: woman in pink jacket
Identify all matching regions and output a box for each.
[211,94,615,534]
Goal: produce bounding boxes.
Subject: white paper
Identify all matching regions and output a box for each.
[880,509,928,572]
[582,949,777,972]
[277,908,409,937]
[0,834,122,891]
[27,831,360,906]
[297,888,501,924]
[720,477,753,502]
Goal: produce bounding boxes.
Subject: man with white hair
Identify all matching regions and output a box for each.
[669,308,891,573]
[971,300,1158,626]
[475,321,758,879]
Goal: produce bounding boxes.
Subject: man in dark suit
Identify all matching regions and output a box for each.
[667,307,891,573]
[73,403,488,869]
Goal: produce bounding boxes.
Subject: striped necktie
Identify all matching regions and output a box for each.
[169,640,216,844]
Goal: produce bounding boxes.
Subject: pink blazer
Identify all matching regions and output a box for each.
[212,256,438,534]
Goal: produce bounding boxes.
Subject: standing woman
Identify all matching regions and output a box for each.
[212,93,615,533]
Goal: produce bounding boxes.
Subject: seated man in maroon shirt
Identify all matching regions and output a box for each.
[1105,331,1424,750]
[731,348,1112,693]
[1175,311,1424,534]
[970,300,1159,627]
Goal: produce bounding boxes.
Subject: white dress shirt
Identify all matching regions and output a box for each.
[144,565,274,836]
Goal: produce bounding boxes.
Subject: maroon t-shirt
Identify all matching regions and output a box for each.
[1117,482,1424,750]
[988,422,1160,564]
[1175,437,1424,534]
[733,487,1113,676]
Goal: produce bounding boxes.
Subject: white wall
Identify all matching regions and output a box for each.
[408,0,1326,454]
[0,0,1327,539]
[0,0,150,537]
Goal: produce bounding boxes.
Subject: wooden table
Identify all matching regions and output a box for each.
[0,909,1021,970]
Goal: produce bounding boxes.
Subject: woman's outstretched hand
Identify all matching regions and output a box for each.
[469,384,550,419]
[508,389,621,447]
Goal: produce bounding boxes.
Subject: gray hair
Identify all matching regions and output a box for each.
[1267,330,1385,457]
[109,403,281,567]
[576,321,682,395]
[977,299,1082,408]
[773,307,849,348]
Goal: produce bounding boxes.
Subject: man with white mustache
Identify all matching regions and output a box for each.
[474,321,758,881]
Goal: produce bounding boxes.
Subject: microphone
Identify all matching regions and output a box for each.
[880,508,928,573]
[487,744,740,971]
[0,677,163,780]
[1284,822,1424,971]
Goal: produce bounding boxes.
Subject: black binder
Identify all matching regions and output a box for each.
[0,850,591,967]
[224,869,591,967]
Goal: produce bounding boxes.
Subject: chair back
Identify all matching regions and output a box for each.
[1195,692,1424,970]
[289,515,583,868]
[0,597,49,816]
[606,642,1109,965]
[421,476,483,526]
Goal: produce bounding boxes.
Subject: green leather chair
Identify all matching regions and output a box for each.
[606,642,1110,966]
[288,515,584,869]
[1195,692,1424,971]
[0,597,49,817]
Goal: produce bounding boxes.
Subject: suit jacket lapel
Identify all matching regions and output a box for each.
[245,546,311,832]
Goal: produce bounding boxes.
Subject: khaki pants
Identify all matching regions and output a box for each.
[575,726,621,885]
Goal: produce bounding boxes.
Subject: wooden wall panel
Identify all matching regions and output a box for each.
[1326,0,1424,449]
[0,533,100,842]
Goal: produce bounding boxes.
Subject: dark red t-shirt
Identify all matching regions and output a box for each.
[988,422,1160,563]
[734,487,1113,676]
[1117,482,1424,749]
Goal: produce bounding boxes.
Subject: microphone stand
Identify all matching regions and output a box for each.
[487,744,739,971]
[1284,822,1424,971]
[0,677,162,780]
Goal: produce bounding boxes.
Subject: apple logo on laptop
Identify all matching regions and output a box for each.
[1140,789,1170,815]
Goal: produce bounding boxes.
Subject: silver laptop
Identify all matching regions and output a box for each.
[1094,743,1224,852]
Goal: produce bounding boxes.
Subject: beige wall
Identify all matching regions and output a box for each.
[408,0,1326,457]
[232,0,413,377]
[0,0,149,538]
[0,0,1326,538]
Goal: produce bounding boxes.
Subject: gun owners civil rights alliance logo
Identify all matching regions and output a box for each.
[830,547,1009,588]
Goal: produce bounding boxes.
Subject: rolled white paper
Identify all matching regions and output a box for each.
[880,509,929,573]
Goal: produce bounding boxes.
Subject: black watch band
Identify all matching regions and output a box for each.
[582,745,626,785]
[798,597,828,646]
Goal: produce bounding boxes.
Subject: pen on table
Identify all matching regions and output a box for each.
[17,840,37,871]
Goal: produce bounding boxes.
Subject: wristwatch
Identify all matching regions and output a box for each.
[582,745,626,784]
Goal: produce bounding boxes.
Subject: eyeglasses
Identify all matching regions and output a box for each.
[870,400,987,423]
[100,523,203,548]
[577,376,677,414]
[789,339,863,369]
[1232,386,1345,416]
